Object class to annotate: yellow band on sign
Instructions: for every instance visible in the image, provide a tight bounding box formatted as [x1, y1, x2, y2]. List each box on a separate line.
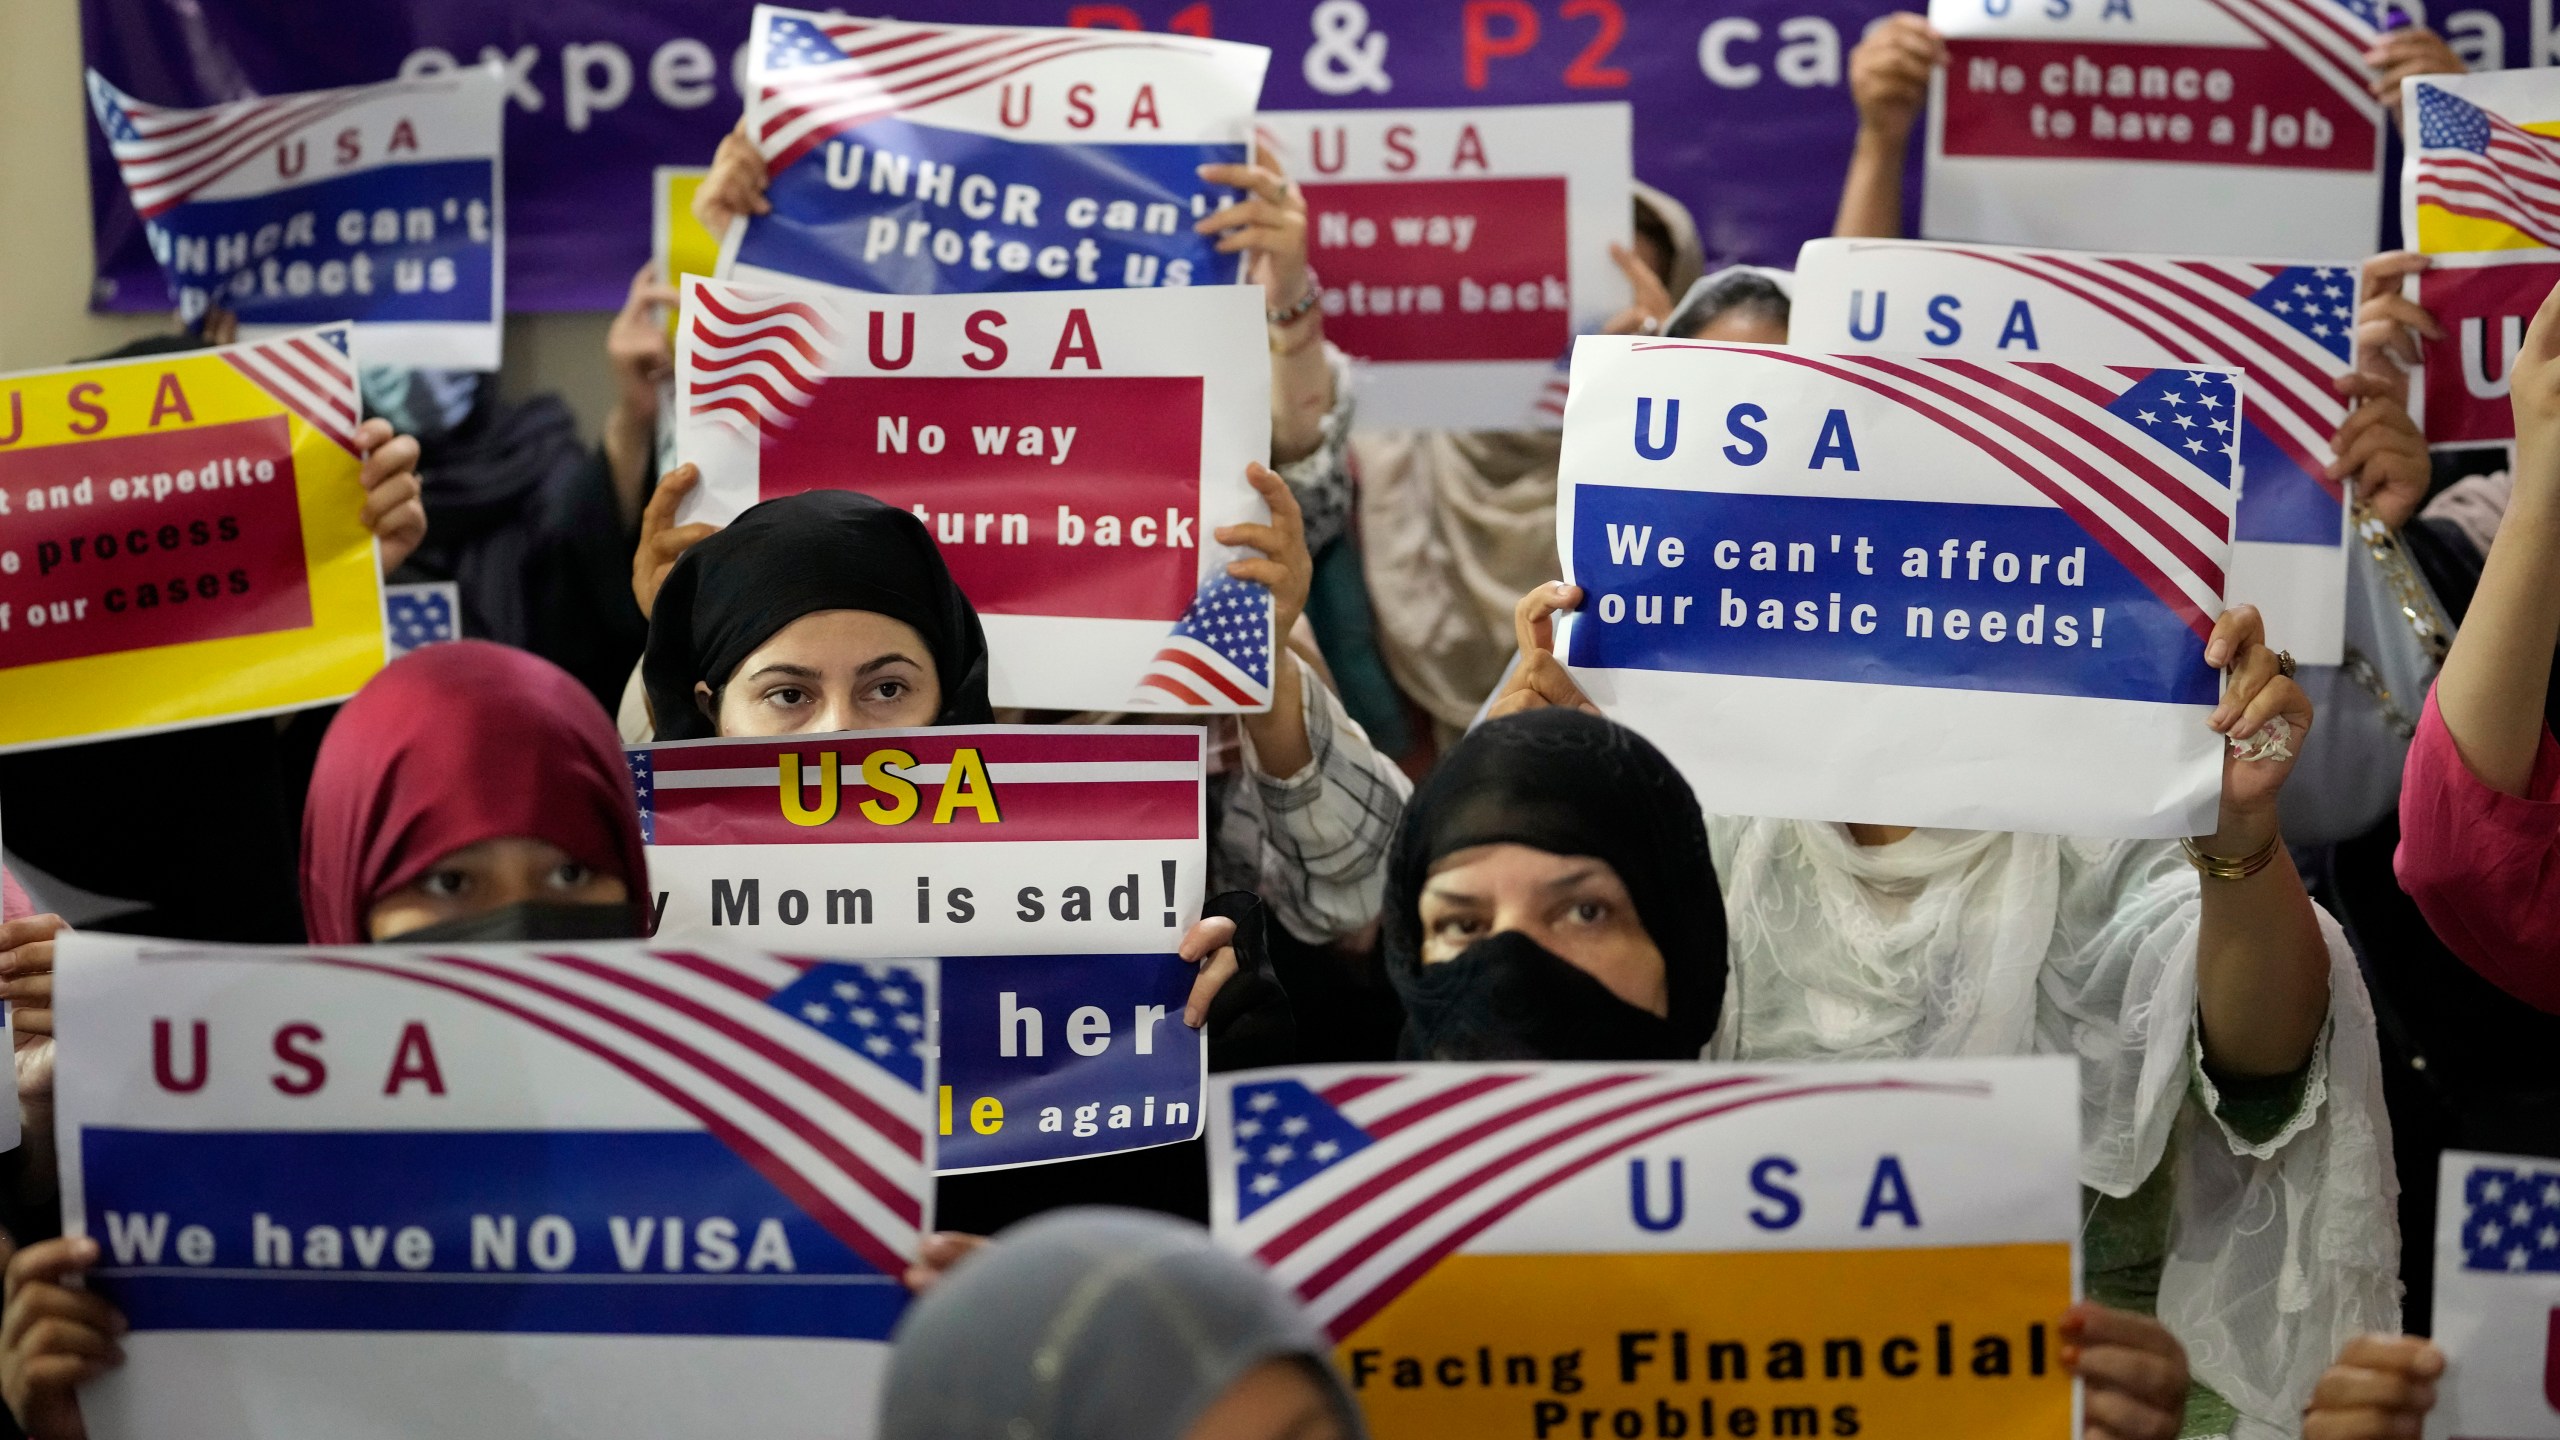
[1339, 1245, 2076, 1440]
[0, 329, 385, 751]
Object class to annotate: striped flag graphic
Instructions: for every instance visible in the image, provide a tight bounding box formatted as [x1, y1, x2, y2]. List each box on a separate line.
[222, 326, 362, 455]
[83, 71, 377, 221]
[1136, 574, 1274, 709]
[1221, 1068, 1988, 1340]
[1637, 343, 2239, 639]
[685, 284, 841, 435]
[631, 728, 1206, 847]
[747, 10, 1219, 172]
[2201, 0, 2381, 114]
[1885, 245, 2352, 502]
[2413, 83, 2560, 249]
[299, 946, 933, 1276]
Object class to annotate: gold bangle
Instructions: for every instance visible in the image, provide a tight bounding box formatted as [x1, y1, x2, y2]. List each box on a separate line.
[2180, 832, 2283, 881]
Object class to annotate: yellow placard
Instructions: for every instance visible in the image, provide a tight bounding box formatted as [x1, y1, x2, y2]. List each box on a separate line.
[1339, 1245, 2076, 1440]
[0, 331, 385, 751]
[656, 166, 719, 341]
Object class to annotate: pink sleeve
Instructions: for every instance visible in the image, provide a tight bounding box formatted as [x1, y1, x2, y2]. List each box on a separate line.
[2397, 686, 2560, 1013]
[0, 866, 28, 923]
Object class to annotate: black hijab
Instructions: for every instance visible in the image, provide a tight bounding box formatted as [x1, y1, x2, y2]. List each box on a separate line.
[643, 490, 993, 739]
[1384, 708, 1726, 1061]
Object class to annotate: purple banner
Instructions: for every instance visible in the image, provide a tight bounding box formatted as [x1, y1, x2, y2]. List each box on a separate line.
[78, 0, 2536, 318]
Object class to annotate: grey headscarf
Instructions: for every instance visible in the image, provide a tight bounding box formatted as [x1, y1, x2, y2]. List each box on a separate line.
[880, 1208, 1366, 1440]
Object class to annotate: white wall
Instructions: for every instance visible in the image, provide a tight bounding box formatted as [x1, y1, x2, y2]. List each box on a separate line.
[0, 1, 617, 434]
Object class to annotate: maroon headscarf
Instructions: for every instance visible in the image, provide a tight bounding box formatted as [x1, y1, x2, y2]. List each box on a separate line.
[300, 641, 649, 944]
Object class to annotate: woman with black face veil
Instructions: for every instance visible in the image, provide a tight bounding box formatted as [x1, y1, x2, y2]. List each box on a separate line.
[1383, 708, 1724, 1061]
[1369, 709, 2197, 1440]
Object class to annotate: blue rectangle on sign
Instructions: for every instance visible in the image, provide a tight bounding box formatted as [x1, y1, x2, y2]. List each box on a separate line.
[937, 951, 1202, 1171]
[144, 159, 497, 326]
[81, 1128, 903, 1339]
[740, 118, 1242, 294]
[1565, 485, 2217, 706]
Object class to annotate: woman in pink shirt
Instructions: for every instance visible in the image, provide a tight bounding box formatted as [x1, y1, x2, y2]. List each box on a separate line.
[2398, 280, 2560, 1012]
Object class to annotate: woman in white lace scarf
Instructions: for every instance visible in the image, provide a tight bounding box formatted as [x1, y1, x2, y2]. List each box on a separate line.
[1489, 585, 2397, 1440]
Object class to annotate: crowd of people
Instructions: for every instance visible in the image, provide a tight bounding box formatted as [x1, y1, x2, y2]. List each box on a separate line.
[2, 11, 2556, 1440]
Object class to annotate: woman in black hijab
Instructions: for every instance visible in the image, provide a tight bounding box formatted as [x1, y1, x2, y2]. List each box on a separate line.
[1384, 707, 1726, 1061]
[641, 490, 991, 738]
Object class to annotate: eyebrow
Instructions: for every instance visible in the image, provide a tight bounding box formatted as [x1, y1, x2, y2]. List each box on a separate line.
[1422, 864, 1604, 907]
[743, 663, 821, 683]
[855, 652, 922, 677]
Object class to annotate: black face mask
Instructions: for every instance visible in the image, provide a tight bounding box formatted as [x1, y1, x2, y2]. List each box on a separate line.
[1392, 930, 1697, 1062]
[388, 901, 641, 945]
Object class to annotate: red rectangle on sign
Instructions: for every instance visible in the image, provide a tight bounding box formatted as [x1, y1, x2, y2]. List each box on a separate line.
[758, 375, 1203, 622]
[1303, 175, 1572, 362]
[644, 730, 1203, 846]
[2420, 260, 2560, 447]
[1939, 40, 2376, 171]
[0, 416, 314, 669]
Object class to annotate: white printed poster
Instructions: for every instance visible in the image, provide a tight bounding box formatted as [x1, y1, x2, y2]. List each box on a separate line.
[55, 935, 935, 1440]
[1261, 103, 1633, 428]
[1922, 0, 2384, 259]
[674, 276, 1276, 713]
[2428, 1148, 2560, 1440]
[1210, 1057, 2081, 1440]
[635, 725, 1208, 1172]
[723, 7, 1268, 297]
[1793, 237, 2348, 664]
[86, 67, 506, 370]
[1557, 337, 2235, 837]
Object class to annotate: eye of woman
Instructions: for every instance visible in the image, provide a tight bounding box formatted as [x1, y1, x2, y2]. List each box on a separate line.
[546, 860, 595, 890]
[417, 869, 471, 899]
[764, 684, 811, 708]
[866, 676, 909, 703]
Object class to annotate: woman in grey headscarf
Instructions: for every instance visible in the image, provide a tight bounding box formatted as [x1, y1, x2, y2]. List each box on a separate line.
[882, 1209, 1365, 1440]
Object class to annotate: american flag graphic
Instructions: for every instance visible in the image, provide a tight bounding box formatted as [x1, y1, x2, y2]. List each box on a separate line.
[384, 582, 460, 658]
[685, 283, 841, 436]
[1895, 246, 2353, 503]
[747, 9, 1221, 172]
[2413, 83, 2560, 250]
[1644, 343, 2239, 639]
[303, 946, 933, 1276]
[2199, 0, 2382, 114]
[1136, 574, 1274, 708]
[223, 325, 363, 455]
[2457, 1161, 2560, 1274]
[1222, 1068, 1986, 1339]
[84, 71, 377, 220]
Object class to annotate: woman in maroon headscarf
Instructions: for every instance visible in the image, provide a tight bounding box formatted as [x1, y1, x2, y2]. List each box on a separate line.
[300, 639, 652, 945]
[0, 641, 653, 1439]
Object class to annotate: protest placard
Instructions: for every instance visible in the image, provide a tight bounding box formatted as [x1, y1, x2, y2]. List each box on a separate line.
[1556, 337, 2235, 837]
[2427, 1149, 2560, 1440]
[636, 725, 1206, 1172]
[720, 7, 1268, 298]
[1793, 237, 2347, 664]
[1259, 103, 1632, 429]
[2403, 71, 2560, 255]
[2408, 250, 2558, 451]
[55, 934, 933, 1440]
[85, 68, 505, 371]
[654, 166, 718, 344]
[1210, 1056, 2080, 1440]
[1922, 0, 2382, 259]
[0, 326, 386, 754]
[675, 275, 1275, 713]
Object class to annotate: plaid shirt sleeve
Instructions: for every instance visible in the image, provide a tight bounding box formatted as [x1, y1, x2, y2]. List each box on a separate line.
[1237, 652, 1413, 944]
